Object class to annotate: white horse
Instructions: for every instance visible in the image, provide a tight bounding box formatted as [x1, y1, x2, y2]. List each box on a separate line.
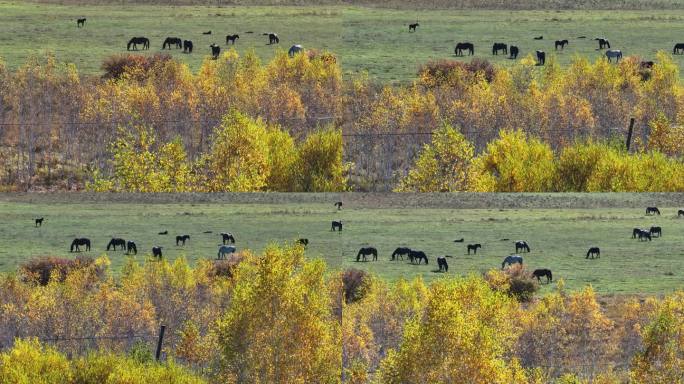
[288, 44, 304, 57]
[606, 49, 622, 63]
[218, 245, 236, 259]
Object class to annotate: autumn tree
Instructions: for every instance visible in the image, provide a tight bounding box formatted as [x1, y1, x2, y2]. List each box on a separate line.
[396, 122, 474, 192]
[216, 245, 341, 383]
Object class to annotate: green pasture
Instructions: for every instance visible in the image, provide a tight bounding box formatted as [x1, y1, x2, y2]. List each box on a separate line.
[3, 2, 684, 81]
[1, 193, 683, 294]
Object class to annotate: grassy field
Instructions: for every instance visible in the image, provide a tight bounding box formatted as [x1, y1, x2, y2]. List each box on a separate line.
[3, 3, 684, 82]
[1, 193, 683, 294]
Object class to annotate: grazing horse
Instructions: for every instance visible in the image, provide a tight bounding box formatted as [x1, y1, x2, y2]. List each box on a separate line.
[127, 37, 149, 51]
[509, 45, 519, 59]
[162, 37, 182, 49]
[106, 238, 126, 251]
[638, 230, 652, 242]
[595, 38, 610, 49]
[605, 50, 622, 63]
[334, 201, 343, 210]
[203, 31, 211, 35]
[288, 44, 304, 57]
[586, 247, 600, 259]
[674, 43, 684, 54]
[183, 40, 193, 53]
[356, 247, 378, 262]
[679, 209, 684, 217]
[502, 255, 523, 269]
[408, 23, 419, 32]
[492, 43, 507, 55]
[554, 39, 569, 50]
[467, 244, 482, 254]
[515, 241, 530, 253]
[126, 241, 137, 255]
[408, 250, 428, 265]
[70, 238, 91, 252]
[158, 230, 168, 235]
[650, 226, 662, 238]
[77, 18, 86, 27]
[646, 207, 661, 215]
[176, 234, 190, 246]
[226, 34, 239, 44]
[533, 35, 543, 40]
[391, 247, 411, 261]
[331, 221, 343, 231]
[297, 238, 309, 247]
[532, 269, 553, 283]
[536, 50, 546, 65]
[454, 42, 474, 56]
[218, 245, 236, 260]
[35, 217, 44, 227]
[152, 246, 163, 259]
[264, 33, 279, 44]
[210, 44, 220, 59]
[221, 232, 236, 244]
[437, 256, 448, 272]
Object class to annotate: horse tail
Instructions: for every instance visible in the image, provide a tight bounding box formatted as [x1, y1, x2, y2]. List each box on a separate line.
[548, 271, 553, 282]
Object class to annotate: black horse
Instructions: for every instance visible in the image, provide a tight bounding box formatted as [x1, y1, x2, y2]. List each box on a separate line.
[176, 234, 190, 246]
[509, 45, 519, 59]
[106, 238, 126, 251]
[679, 209, 684, 217]
[70, 238, 91, 252]
[334, 201, 343, 210]
[650, 226, 662, 238]
[264, 33, 279, 44]
[183, 40, 193, 53]
[595, 38, 610, 49]
[152, 246, 163, 259]
[638, 230, 652, 242]
[408, 250, 428, 265]
[515, 241, 530, 253]
[453, 238, 464, 243]
[210, 44, 220, 60]
[203, 31, 212, 35]
[437, 256, 448, 272]
[586, 247, 600, 259]
[297, 238, 309, 247]
[159, 230, 168, 235]
[391, 247, 411, 261]
[35, 217, 44, 227]
[357, 247, 378, 262]
[532, 269, 553, 283]
[554, 39, 569, 50]
[536, 50, 546, 66]
[646, 207, 661, 215]
[454, 42, 474, 56]
[632, 227, 643, 239]
[221, 232, 236, 244]
[492, 43, 507, 55]
[674, 43, 684, 54]
[127, 37, 149, 51]
[408, 23, 419, 32]
[331, 221, 343, 231]
[533, 35, 543, 40]
[226, 34, 239, 44]
[163, 37, 182, 49]
[126, 241, 137, 255]
[467, 244, 481, 254]
[77, 18, 86, 27]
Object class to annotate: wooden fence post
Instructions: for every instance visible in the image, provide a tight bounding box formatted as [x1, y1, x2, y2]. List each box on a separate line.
[625, 118, 635, 151]
[155, 325, 166, 361]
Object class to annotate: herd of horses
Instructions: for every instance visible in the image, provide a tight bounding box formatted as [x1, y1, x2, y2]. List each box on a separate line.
[38, 203, 684, 285]
[452, 37, 626, 66]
